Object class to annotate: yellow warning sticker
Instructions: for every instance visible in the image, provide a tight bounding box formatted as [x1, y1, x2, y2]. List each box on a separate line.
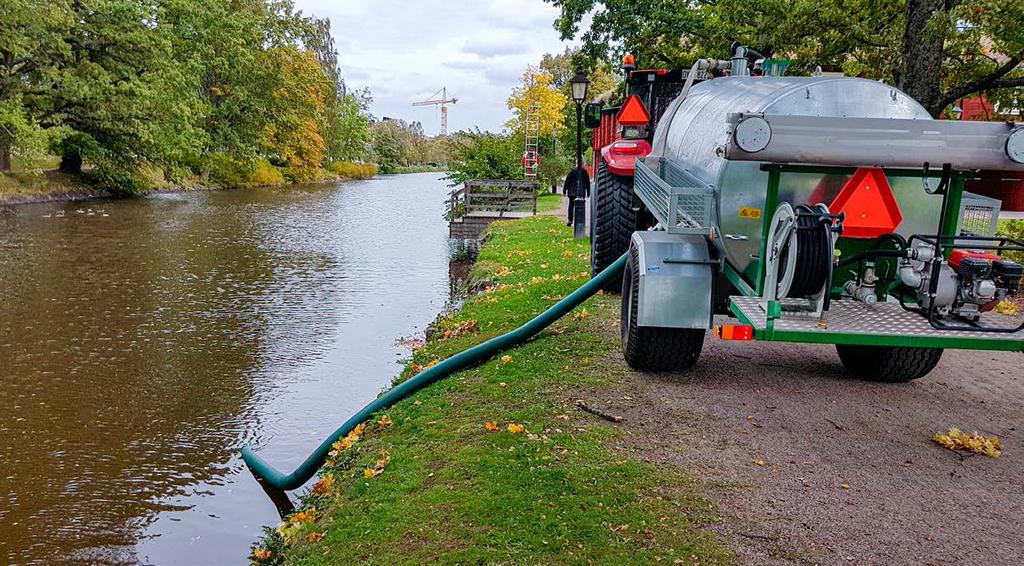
[738, 207, 762, 219]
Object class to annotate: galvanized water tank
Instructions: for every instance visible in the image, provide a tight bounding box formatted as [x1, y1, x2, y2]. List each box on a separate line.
[653, 76, 936, 277]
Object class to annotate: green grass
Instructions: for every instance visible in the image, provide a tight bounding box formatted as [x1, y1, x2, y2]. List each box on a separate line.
[536, 191, 564, 214]
[252, 216, 733, 566]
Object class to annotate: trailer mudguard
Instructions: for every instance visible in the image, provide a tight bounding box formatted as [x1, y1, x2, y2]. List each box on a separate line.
[631, 231, 714, 329]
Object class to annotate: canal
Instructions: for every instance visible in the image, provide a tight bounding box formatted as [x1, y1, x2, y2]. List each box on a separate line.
[0, 173, 455, 564]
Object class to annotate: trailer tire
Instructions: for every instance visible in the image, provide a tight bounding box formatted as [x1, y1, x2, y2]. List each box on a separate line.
[621, 246, 705, 371]
[591, 160, 635, 291]
[835, 344, 943, 382]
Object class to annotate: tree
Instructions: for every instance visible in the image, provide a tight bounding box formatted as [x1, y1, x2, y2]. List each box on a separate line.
[444, 129, 522, 186]
[0, 1, 71, 172]
[545, 0, 1024, 117]
[506, 67, 569, 136]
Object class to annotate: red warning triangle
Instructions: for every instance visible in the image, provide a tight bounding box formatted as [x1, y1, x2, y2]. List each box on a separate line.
[828, 168, 903, 239]
[616, 95, 651, 126]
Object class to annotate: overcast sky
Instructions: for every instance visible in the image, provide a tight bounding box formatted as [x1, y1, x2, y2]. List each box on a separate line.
[292, 0, 579, 136]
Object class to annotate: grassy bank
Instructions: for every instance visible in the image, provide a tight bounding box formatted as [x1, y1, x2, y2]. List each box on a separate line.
[0, 159, 380, 204]
[389, 164, 448, 174]
[251, 215, 733, 565]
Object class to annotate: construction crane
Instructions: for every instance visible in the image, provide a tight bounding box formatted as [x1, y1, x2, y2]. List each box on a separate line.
[412, 87, 458, 136]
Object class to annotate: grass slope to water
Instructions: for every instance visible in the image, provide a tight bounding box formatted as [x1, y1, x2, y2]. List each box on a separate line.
[252, 215, 733, 566]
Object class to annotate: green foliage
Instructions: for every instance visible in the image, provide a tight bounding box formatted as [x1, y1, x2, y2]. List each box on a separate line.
[370, 118, 448, 174]
[0, 0, 373, 190]
[207, 154, 284, 188]
[996, 220, 1024, 263]
[445, 130, 522, 187]
[327, 160, 378, 180]
[545, 0, 1024, 116]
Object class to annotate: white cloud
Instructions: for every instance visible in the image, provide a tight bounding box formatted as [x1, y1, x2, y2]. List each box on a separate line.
[293, 0, 574, 136]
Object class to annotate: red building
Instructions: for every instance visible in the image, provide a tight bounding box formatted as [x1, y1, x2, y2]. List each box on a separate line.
[956, 95, 1024, 211]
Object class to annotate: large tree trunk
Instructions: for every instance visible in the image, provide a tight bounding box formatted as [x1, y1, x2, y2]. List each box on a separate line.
[0, 140, 11, 173]
[59, 151, 83, 174]
[898, 0, 948, 117]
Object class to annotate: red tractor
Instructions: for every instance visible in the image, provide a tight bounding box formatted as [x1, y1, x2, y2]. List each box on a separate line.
[585, 54, 725, 285]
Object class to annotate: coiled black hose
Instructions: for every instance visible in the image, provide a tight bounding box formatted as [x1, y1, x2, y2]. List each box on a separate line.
[784, 204, 832, 298]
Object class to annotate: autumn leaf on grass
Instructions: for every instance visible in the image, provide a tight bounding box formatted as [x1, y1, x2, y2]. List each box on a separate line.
[934, 427, 1002, 457]
[289, 508, 316, 524]
[507, 423, 526, 434]
[364, 450, 392, 478]
[484, 421, 500, 431]
[562, 250, 574, 258]
[311, 474, 334, 497]
[377, 414, 394, 430]
[573, 308, 589, 321]
[253, 549, 273, 561]
[498, 266, 511, 277]
[499, 355, 512, 365]
[306, 532, 325, 543]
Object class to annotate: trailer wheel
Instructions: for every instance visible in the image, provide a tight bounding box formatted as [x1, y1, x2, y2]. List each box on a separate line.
[835, 344, 943, 382]
[590, 160, 635, 290]
[621, 246, 705, 371]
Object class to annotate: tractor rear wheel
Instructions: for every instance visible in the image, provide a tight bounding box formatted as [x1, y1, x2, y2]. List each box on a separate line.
[590, 160, 635, 290]
[621, 246, 705, 371]
[835, 344, 943, 382]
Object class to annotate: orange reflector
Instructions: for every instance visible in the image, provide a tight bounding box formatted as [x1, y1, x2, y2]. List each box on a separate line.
[715, 324, 754, 341]
[828, 168, 903, 239]
[616, 94, 651, 126]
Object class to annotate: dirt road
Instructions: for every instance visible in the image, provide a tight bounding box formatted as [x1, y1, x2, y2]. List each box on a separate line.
[583, 328, 1022, 565]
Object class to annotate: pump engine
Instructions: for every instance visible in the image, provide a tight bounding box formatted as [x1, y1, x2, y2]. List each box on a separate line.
[900, 245, 1022, 320]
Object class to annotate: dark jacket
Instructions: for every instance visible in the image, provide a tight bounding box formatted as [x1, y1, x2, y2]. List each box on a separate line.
[562, 167, 590, 199]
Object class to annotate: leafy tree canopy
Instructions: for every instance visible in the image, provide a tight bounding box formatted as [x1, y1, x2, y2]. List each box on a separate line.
[545, 0, 1024, 116]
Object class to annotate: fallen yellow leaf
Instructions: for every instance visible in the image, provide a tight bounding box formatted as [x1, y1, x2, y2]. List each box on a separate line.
[306, 532, 325, 542]
[752, 459, 766, 466]
[377, 414, 393, 429]
[484, 421, 499, 431]
[311, 474, 334, 497]
[994, 299, 1019, 316]
[934, 427, 1001, 457]
[507, 423, 525, 434]
[562, 250, 574, 258]
[500, 355, 512, 364]
[253, 549, 273, 561]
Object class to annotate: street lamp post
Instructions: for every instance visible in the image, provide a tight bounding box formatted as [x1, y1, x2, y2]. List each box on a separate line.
[569, 70, 590, 239]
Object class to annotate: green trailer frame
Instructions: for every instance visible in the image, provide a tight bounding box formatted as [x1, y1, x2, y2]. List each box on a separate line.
[721, 164, 1024, 352]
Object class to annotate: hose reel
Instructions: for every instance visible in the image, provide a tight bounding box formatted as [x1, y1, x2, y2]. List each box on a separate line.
[762, 203, 843, 317]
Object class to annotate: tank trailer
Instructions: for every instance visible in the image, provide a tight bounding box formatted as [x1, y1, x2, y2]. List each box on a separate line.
[589, 47, 1024, 381]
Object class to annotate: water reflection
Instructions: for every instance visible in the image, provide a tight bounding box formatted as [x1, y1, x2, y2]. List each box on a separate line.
[0, 174, 453, 564]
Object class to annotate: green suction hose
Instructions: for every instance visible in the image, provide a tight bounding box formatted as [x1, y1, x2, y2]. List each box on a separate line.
[241, 253, 628, 491]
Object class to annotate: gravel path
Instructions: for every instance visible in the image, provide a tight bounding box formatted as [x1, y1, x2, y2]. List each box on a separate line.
[582, 327, 1023, 565]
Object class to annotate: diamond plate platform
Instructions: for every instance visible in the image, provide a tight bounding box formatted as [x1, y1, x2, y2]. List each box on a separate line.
[729, 296, 1024, 350]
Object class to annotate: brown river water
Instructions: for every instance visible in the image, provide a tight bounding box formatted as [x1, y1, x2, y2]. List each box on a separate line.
[0, 174, 456, 565]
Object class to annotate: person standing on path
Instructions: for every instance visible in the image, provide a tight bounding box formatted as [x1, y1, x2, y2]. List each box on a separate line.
[563, 167, 590, 227]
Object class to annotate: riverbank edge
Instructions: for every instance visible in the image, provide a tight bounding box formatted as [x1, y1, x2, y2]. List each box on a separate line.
[0, 164, 406, 207]
[249, 215, 735, 565]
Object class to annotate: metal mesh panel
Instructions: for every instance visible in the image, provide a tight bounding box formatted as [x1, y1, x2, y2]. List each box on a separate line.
[635, 159, 715, 233]
[958, 191, 1001, 237]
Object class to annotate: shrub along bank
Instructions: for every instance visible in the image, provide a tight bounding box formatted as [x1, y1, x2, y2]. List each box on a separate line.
[250, 215, 733, 565]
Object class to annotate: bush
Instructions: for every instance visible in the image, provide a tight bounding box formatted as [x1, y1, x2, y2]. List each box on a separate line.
[208, 154, 285, 188]
[88, 165, 153, 196]
[328, 160, 378, 179]
[996, 219, 1024, 263]
[250, 160, 286, 185]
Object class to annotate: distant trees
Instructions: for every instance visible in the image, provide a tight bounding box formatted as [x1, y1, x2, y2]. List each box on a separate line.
[0, 0, 374, 190]
[370, 119, 448, 173]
